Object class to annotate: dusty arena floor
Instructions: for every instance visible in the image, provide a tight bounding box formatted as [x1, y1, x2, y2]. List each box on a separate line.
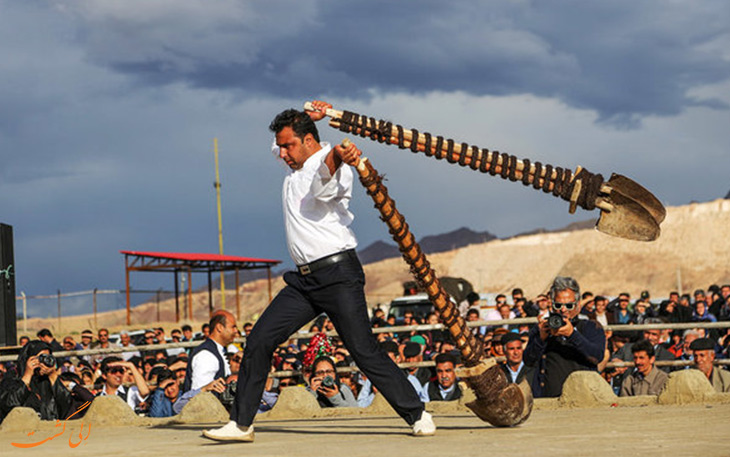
[2, 403, 729, 457]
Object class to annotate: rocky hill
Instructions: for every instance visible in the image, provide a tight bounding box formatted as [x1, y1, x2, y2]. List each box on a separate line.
[21, 199, 730, 334]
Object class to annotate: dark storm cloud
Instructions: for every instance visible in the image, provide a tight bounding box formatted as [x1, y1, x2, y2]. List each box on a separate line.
[59, 0, 730, 127]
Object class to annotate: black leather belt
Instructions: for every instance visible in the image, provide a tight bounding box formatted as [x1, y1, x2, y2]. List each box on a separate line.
[297, 249, 357, 275]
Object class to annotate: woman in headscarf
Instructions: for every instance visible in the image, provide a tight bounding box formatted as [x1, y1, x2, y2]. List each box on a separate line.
[0, 340, 73, 422]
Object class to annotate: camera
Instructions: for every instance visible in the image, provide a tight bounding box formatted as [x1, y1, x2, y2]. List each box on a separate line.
[321, 375, 335, 388]
[38, 353, 56, 368]
[547, 312, 566, 330]
[219, 381, 237, 410]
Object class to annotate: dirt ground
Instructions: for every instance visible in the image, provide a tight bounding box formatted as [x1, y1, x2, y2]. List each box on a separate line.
[2, 403, 729, 457]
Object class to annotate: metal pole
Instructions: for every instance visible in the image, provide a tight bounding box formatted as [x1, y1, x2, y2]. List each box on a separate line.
[235, 268, 240, 322]
[676, 266, 683, 297]
[174, 270, 180, 322]
[125, 255, 131, 326]
[213, 137, 226, 309]
[267, 266, 273, 303]
[156, 288, 161, 322]
[93, 288, 98, 328]
[187, 268, 193, 321]
[208, 269, 213, 317]
[21, 291, 26, 335]
[57, 289, 61, 333]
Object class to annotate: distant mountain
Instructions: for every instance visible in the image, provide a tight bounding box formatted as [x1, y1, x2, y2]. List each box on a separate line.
[357, 227, 498, 265]
[726, 189, 730, 199]
[511, 218, 597, 239]
[358, 240, 401, 265]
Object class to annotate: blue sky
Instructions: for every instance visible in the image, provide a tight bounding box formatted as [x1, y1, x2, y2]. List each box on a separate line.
[1, 1, 729, 316]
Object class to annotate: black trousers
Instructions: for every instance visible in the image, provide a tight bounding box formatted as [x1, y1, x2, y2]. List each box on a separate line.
[230, 254, 424, 427]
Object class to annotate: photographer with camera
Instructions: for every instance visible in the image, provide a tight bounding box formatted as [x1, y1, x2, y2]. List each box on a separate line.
[524, 277, 606, 398]
[306, 356, 357, 408]
[0, 340, 75, 422]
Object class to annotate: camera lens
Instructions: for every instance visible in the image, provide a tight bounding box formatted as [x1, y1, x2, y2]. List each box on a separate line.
[38, 353, 56, 368]
[321, 375, 335, 388]
[547, 313, 565, 330]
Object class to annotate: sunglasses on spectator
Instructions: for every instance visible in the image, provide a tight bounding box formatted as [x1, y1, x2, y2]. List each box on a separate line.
[552, 301, 577, 311]
[231, 356, 242, 363]
[314, 369, 335, 377]
[108, 367, 125, 375]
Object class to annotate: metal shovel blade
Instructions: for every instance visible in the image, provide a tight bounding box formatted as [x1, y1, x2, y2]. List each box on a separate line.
[605, 173, 666, 224]
[595, 174, 663, 241]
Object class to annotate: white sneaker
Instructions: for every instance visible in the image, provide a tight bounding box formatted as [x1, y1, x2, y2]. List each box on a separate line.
[202, 421, 255, 442]
[412, 411, 436, 437]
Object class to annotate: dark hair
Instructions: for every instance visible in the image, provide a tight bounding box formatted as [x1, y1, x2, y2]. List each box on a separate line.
[269, 109, 320, 143]
[379, 340, 399, 355]
[201, 323, 210, 331]
[156, 368, 176, 386]
[632, 339, 655, 358]
[60, 371, 82, 384]
[511, 288, 523, 296]
[466, 308, 480, 318]
[434, 352, 458, 366]
[209, 313, 228, 333]
[17, 340, 52, 376]
[181, 324, 192, 332]
[100, 356, 123, 374]
[466, 291, 480, 303]
[36, 328, 53, 338]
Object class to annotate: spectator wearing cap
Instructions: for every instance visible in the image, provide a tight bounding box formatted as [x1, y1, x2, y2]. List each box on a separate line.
[500, 332, 533, 384]
[619, 339, 669, 397]
[690, 338, 730, 393]
[425, 353, 462, 401]
[404, 340, 431, 386]
[403, 341, 429, 403]
[36, 328, 64, 353]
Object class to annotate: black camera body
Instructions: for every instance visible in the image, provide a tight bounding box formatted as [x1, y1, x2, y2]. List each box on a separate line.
[547, 312, 566, 330]
[321, 375, 335, 388]
[38, 353, 56, 368]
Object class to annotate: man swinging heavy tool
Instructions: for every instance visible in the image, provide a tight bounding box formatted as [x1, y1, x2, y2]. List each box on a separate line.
[202, 101, 435, 442]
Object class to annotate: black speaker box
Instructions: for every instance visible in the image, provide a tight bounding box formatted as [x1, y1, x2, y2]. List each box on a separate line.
[0, 223, 17, 347]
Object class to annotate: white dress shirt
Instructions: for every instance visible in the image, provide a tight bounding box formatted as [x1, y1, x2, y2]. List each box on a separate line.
[281, 142, 357, 265]
[190, 339, 231, 390]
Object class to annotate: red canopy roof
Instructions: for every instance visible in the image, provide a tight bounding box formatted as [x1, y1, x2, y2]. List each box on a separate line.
[120, 250, 280, 264]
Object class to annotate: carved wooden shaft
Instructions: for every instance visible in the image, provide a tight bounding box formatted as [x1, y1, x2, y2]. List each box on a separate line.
[353, 156, 484, 366]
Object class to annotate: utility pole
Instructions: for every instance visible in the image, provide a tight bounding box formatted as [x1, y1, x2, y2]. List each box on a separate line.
[214, 138, 226, 309]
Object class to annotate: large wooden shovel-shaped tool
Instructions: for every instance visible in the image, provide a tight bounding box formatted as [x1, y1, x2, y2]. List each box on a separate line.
[306, 103, 665, 242]
[342, 138, 532, 427]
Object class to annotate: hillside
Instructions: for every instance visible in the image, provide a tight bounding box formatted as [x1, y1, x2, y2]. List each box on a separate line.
[20, 199, 730, 334]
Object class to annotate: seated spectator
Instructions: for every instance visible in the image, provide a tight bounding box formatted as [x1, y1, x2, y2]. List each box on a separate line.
[335, 361, 358, 397]
[305, 356, 357, 408]
[58, 371, 95, 418]
[0, 340, 74, 422]
[619, 339, 668, 397]
[425, 353, 462, 401]
[402, 341, 430, 400]
[690, 337, 730, 393]
[118, 330, 141, 361]
[181, 324, 194, 342]
[500, 332, 534, 384]
[693, 301, 717, 323]
[36, 328, 64, 352]
[62, 336, 84, 352]
[89, 328, 113, 367]
[612, 293, 633, 324]
[96, 356, 150, 412]
[148, 368, 227, 418]
[466, 308, 484, 336]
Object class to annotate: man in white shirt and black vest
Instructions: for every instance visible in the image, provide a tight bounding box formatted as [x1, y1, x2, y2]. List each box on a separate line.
[183, 310, 237, 396]
[204, 102, 434, 443]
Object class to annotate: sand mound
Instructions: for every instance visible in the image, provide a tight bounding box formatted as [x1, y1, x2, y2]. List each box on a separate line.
[265, 386, 322, 419]
[0, 407, 40, 432]
[559, 371, 617, 408]
[176, 392, 229, 424]
[83, 395, 140, 426]
[657, 369, 715, 405]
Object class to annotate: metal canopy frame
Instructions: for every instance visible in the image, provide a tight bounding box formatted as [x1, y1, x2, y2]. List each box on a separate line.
[120, 250, 281, 325]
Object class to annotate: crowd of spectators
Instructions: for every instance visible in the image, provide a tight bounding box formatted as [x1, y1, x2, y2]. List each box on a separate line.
[1, 282, 729, 423]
